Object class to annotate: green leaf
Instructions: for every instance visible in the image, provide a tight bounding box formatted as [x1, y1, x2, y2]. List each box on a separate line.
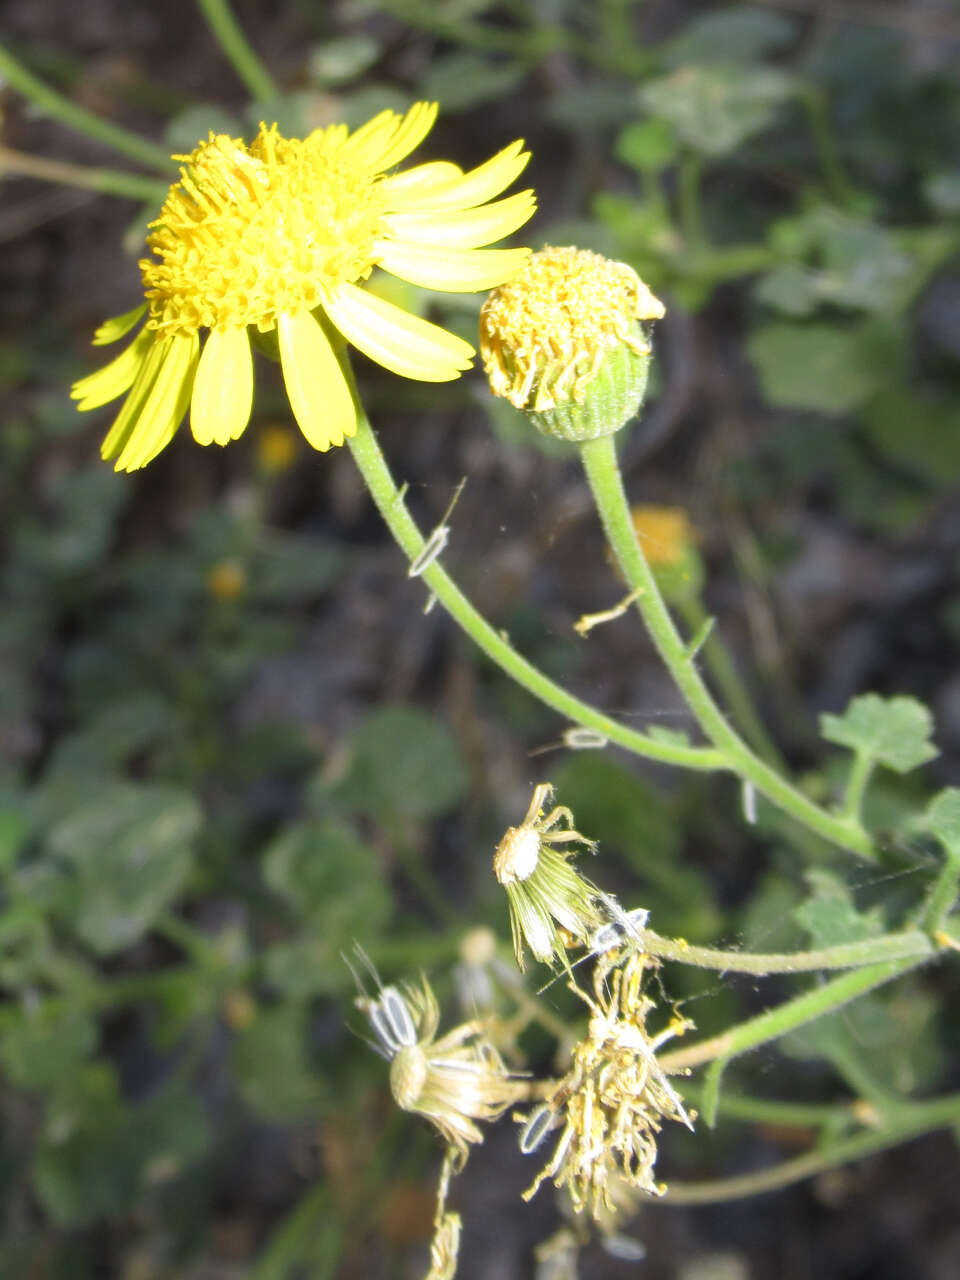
[309, 34, 381, 86]
[230, 1004, 322, 1121]
[419, 53, 526, 112]
[661, 5, 796, 66]
[262, 935, 355, 1000]
[923, 789, 960, 857]
[0, 1005, 96, 1090]
[863, 387, 960, 486]
[820, 694, 938, 773]
[33, 1071, 210, 1226]
[47, 695, 182, 777]
[262, 819, 391, 932]
[781, 984, 943, 1097]
[747, 321, 901, 414]
[924, 172, 960, 216]
[793, 869, 884, 947]
[47, 782, 201, 954]
[615, 118, 678, 172]
[318, 707, 468, 821]
[164, 104, 244, 151]
[639, 65, 795, 156]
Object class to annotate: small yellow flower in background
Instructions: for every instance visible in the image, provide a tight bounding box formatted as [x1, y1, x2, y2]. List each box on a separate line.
[355, 966, 527, 1169]
[629, 505, 694, 568]
[517, 950, 694, 1220]
[625, 504, 704, 601]
[493, 782, 603, 971]
[479, 246, 664, 442]
[72, 102, 535, 471]
[255, 423, 299, 475]
[206, 557, 247, 601]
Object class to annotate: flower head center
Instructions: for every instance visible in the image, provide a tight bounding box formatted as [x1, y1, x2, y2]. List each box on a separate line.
[141, 125, 386, 337]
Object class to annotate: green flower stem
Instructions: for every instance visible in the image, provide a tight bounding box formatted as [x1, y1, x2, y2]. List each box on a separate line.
[0, 144, 169, 202]
[579, 433, 876, 860]
[660, 1090, 960, 1204]
[344, 397, 726, 772]
[799, 85, 859, 212]
[0, 41, 173, 173]
[196, 0, 278, 102]
[677, 150, 706, 251]
[922, 848, 960, 932]
[675, 593, 784, 768]
[841, 750, 875, 823]
[659, 952, 933, 1128]
[644, 928, 933, 975]
[680, 1084, 853, 1129]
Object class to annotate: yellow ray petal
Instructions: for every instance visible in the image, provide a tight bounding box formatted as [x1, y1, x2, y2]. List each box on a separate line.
[100, 337, 168, 461]
[339, 108, 400, 162]
[324, 282, 474, 382]
[93, 303, 148, 345]
[390, 140, 530, 212]
[380, 161, 463, 207]
[383, 189, 536, 250]
[366, 101, 438, 172]
[190, 326, 254, 446]
[115, 332, 199, 472]
[72, 327, 154, 410]
[277, 309, 356, 451]
[376, 240, 531, 292]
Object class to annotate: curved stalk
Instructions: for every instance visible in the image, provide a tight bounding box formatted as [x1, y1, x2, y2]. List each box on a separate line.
[579, 433, 876, 860]
[345, 392, 727, 772]
[0, 144, 169, 202]
[0, 42, 172, 173]
[644, 928, 933, 975]
[661, 1090, 960, 1204]
[196, 0, 278, 102]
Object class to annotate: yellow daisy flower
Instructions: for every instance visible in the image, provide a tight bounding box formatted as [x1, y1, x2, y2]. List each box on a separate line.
[72, 102, 535, 471]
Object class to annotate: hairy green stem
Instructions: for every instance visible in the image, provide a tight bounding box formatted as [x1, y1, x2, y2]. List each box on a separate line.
[579, 433, 876, 859]
[800, 85, 859, 211]
[922, 849, 960, 932]
[0, 144, 169, 202]
[679, 1084, 853, 1128]
[841, 750, 875, 823]
[0, 42, 173, 172]
[661, 1090, 960, 1203]
[644, 928, 933, 975]
[196, 0, 278, 102]
[676, 593, 784, 767]
[677, 150, 706, 251]
[344, 394, 726, 772]
[661, 953, 931, 1074]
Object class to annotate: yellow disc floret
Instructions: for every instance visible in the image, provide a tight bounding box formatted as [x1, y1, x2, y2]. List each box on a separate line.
[144, 126, 386, 336]
[480, 246, 664, 412]
[480, 246, 664, 441]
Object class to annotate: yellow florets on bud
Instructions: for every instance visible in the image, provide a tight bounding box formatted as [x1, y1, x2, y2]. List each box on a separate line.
[479, 246, 665, 442]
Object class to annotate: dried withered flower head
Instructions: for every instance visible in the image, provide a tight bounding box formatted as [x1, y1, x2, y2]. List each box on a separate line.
[355, 958, 527, 1169]
[517, 950, 694, 1220]
[493, 782, 603, 971]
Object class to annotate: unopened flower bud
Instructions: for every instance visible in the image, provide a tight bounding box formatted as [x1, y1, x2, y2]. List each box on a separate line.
[479, 246, 664, 443]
